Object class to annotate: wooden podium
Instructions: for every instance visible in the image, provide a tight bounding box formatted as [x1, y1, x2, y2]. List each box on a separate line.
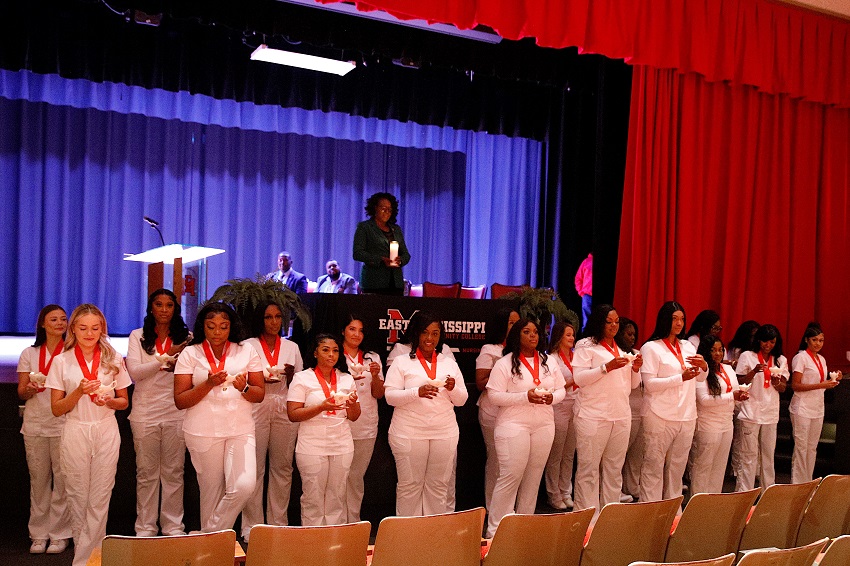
[123, 244, 225, 304]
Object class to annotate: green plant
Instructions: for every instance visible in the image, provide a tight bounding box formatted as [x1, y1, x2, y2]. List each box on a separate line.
[207, 275, 311, 332]
[499, 287, 579, 331]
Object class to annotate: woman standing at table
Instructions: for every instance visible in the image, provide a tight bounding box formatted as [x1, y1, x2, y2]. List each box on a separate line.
[639, 301, 708, 503]
[486, 318, 565, 537]
[47, 304, 131, 566]
[544, 320, 579, 510]
[790, 323, 841, 484]
[288, 334, 360, 525]
[340, 314, 384, 523]
[174, 302, 265, 532]
[572, 305, 642, 513]
[241, 300, 303, 540]
[691, 335, 748, 494]
[126, 289, 191, 537]
[735, 324, 787, 491]
[353, 192, 411, 296]
[385, 311, 468, 516]
[17, 305, 71, 554]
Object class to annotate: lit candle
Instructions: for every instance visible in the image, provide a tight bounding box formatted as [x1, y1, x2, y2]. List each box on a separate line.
[389, 241, 399, 262]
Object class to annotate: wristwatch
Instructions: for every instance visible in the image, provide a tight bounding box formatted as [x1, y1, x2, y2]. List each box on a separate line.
[242, 383, 250, 394]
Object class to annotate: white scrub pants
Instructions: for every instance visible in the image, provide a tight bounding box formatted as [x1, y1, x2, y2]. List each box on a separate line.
[622, 413, 644, 498]
[791, 414, 822, 484]
[486, 423, 555, 538]
[130, 420, 186, 536]
[346, 437, 376, 523]
[241, 398, 299, 537]
[478, 406, 499, 510]
[639, 412, 696, 503]
[296, 452, 354, 526]
[23, 434, 72, 542]
[389, 434, 457, 517]
[690, 428, 733, 494]
[61, 418, 120, 566]
[545, 400, 576, 504]
[735, 420, 777, 492]
[573, 417, 630, 513]
[185, 433, 256, 533]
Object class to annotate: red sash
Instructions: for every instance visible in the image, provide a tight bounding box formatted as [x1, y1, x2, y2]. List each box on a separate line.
[806, 350, 825, 382]
[260, 336, 281, 367]
[155, 336, 173, 356]
[417, 349, 438, 380]
[717, 366, 732, 393]
[202, 341, 229, 373]
[315, 366, 338, 415]
[74, 344, 101, 401]
[662, 339, 686, 371]
[345, 349, 364, 366]
[559, 350, 577, 391]
[37, 340, 64, 391]
[758, 352, 773, 388]
[520, 352, 541, 386]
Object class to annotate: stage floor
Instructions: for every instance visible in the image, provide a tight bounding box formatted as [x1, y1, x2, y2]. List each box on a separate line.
[0, 336, 130, 384]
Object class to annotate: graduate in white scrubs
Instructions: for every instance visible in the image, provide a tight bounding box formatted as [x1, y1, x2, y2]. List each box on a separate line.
[17, 305, 71, 555]
[174, 302, 265, 532]
[47, 304, 131, 566]
[616, 317, 643, 502]
[126, 289, 191, 537]
[240, 300, 303, 540]
[790, 323, 841, 484]
[287, 334, 360, 526]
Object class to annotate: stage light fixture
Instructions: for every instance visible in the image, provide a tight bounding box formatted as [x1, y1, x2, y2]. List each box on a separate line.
[250, 44, 356, 76]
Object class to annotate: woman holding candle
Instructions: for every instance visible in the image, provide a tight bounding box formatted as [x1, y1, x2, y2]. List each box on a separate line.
[639, 301, 708, 503]
[475, 307, 520, 510]
[126, 289, 191, 538]
[486, 318, 565, 537]
[17, 305, 71, 554]
[735, 324, 787, 491]
[287, 334, 360, 526]
[46, 304, 131, 566]
[174, 302, 265, 532]
[241, 300, 303, 539]
[544, 320, 579, 510]
[789, 323, 841, 484]
[352, 192, 411, 296]
[385, 311, 468, 516]
[572, 305, 642, 513]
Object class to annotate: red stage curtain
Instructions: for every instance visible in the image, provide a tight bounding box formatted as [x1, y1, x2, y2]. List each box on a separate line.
[615, 65, 850, 363]
[323, 0, 850, 108]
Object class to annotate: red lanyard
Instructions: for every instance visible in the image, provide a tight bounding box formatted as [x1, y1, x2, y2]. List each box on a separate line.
[417, 349, 438, 380]
[260, 336, 281, 366]
[155, 336, 173, 356]
[600, 340, 620, 359]
[758, 352, 773, 388]
[519, 352, 541, 386]
[202, 341, 229, 373]
[315, 366, 338, 415]
[345, 349, 364, 366]
[662, 339, 686, 371]
[39, 340, 64, 375]
[74, 344, 101, 400]
[559, 349, 577, 390]
[717, 366, 732, 393]
[806, 350, 825, 382]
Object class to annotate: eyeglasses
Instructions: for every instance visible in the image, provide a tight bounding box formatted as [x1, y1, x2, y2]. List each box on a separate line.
[377, 206, 392, 212]
[710, 323, 723, 332]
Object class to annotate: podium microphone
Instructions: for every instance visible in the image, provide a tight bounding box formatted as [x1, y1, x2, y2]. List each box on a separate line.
[143, 216, 165, 246]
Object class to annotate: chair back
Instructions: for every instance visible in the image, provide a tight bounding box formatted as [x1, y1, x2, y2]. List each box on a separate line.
[581, 496, 683, 566]
[739, 479, 820, 552]
[490, 283, 525, 299]
[459, 285, 486, 299]
[796, 475, 850, 546]
[483, 508, 593, 566]
[818, 535, 850, 566]
[422, 281, 461, 298]
[736, 538, 828, 566]
[665, 489, 760, 562]
[100, 530, 236, 566]
[245, 522, 371, 566]
[370, 508, 486, 566]
[629, 554, 736, 566]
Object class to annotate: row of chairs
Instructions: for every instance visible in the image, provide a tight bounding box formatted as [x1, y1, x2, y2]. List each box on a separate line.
[409, 282, 526, 299]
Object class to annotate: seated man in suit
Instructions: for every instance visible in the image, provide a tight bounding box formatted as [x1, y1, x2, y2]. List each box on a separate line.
[267, 251, 308, 293]
[316, 259, 359, 294]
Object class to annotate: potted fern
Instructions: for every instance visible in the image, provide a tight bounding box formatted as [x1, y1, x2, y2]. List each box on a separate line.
[207, 275, 311, 332]
[499, 287, 579, 335]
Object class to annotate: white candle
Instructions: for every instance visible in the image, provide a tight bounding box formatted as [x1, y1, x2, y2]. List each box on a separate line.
[389, 241, 399, 262]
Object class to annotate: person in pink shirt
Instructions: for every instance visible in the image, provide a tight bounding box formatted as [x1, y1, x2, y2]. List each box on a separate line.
[574, 253, 593, 330]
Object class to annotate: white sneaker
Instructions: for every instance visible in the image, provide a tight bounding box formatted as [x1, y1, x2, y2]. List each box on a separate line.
[46, 539, 68, 554]
[29, 540, 47, 554]
[619, 492, 635, 503]
[548, 497, 568, 510]
[563, 495, 574, 509]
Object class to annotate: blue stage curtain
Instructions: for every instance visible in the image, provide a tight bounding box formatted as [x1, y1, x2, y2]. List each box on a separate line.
[0, 69, 542, 333]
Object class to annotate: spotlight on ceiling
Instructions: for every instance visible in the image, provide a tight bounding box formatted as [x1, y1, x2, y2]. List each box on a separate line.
[250, 44, 356, 76]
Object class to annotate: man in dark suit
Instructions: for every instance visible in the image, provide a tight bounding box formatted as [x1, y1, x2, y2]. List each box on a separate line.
[267, 251, 308, 293]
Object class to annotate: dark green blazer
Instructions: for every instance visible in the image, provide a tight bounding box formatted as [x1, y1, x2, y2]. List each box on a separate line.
[352, 219, 411, 290]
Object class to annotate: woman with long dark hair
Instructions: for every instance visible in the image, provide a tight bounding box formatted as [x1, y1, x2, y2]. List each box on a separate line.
[691, 335, 748, 494]
[685, 310, 722, 349]
[572, 305, 642, 513]
[486, 318, 565, 537]
[544, 320, 579, 510]
[735, 323, 787, 491]
[353, 192, 411, 295]
[126, 289, 191, 537]
[17, 305, 71, 554]
[639, 301, 708, 503]
[616, 317, 643, 502]
[725, 320, 760, 368]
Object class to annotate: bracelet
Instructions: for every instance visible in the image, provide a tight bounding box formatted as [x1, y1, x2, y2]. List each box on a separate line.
[242, 383, 250, 394]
